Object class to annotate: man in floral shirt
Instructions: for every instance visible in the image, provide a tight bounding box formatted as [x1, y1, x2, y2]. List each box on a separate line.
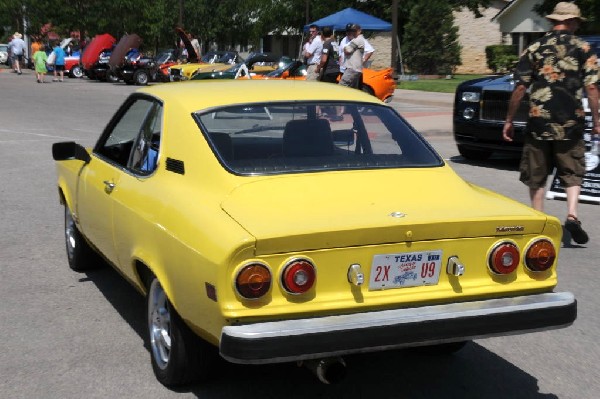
[503, 2, 599, 245]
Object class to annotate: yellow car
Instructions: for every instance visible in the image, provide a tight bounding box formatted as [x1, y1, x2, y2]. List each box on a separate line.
[169, 50, 241, 81]
[52, 80, 576, 387]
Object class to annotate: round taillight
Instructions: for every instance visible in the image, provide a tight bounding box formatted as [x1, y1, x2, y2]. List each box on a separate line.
[525, 239, 556, 272]
[235, 263, 271, 299]
[281, 259, 316, 294]
[489, 242, 520, 274]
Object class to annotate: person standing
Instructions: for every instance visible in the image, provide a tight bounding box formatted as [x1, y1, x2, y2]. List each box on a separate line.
[339, 24, 365, 89]
[51, 40, 67, 82]
[316, 26, 340, 83]
[190, 33, 201, 60]
[32, 47, 48, 83]
[502, 2, 599, 245]
[303, 24, 322, 81]
[338, 24, 375, 74]
[8, 32, 26, 75]
[30, 37, 42, 58]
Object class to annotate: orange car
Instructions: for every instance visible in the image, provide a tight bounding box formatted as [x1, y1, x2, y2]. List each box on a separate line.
[248, 60, 395, 102]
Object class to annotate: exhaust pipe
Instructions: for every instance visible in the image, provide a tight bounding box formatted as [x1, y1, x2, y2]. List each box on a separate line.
[301, 357, 347, 384]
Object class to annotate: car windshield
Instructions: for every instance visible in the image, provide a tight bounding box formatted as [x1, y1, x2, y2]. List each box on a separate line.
[155, 50, 173, 64]
[201, 51, 238, 64]
[195, 102, 443, 175]
[0, 44, 7, 52]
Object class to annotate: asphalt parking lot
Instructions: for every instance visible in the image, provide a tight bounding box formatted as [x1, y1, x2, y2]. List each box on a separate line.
[1, 67, 599, 398]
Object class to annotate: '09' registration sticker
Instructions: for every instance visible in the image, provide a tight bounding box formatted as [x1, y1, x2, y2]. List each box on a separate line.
[368, 250, 443, 290]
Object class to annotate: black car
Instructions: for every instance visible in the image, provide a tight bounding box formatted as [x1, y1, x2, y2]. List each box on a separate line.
[86, 49, 118, 82]
[453, 74, 529, 160]
[453, 35, 600, 161]
[117, 49, 176, 85]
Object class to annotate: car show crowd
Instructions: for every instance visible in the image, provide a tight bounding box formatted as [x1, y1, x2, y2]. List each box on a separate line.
[3, 22, 380, 92]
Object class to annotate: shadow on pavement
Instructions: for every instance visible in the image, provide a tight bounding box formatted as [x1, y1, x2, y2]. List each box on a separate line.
[81, 264, 558, 398]
[449, 154, 520, 172]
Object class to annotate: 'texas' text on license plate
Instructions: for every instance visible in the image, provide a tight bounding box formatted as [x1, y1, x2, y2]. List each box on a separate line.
[369, 250, 443, 290]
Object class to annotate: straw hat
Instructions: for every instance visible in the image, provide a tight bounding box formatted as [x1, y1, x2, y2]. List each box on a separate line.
[14, 32, 22, 38]
[546, 2, 586, 21]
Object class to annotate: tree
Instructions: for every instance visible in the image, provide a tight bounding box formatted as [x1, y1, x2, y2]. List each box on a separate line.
[402, 0, 462, 74]
[533, 0, 600, 34]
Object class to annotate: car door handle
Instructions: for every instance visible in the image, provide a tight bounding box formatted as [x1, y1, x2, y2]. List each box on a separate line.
[103, 180, 116, 194]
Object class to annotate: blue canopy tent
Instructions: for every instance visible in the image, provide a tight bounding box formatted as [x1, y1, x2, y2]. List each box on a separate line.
[303, 7, 392, 32]
[301, 8, 400, 72]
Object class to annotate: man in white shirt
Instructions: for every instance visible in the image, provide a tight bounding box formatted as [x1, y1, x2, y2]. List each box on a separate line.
[8, 32, 26, 75]
[338, 23, 374, 73]
[303, 24, 323, 81]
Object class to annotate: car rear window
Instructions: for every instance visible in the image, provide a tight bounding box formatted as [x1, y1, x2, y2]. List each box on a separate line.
[195, 101, 443, 175]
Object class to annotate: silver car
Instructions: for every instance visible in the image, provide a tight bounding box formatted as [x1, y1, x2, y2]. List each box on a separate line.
[0, 44, 8, 65]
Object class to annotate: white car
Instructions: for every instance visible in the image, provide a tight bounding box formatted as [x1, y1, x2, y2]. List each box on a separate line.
[0, 44, 8, 65]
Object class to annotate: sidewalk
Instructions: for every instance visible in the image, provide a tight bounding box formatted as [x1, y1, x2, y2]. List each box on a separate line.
[391, 88, 454, 108]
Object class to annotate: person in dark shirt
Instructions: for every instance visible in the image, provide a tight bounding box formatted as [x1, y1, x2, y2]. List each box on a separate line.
[317, 26, 340, 83]
[503, 2, 599, 245]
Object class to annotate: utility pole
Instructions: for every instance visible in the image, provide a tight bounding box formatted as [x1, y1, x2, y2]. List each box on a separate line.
[178, 0, 184, 28]
[392, 0, 398, 76]
[305, 0, 310, 24]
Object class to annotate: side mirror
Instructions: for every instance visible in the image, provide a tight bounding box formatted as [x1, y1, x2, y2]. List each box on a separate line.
[52, 141, 91, 163]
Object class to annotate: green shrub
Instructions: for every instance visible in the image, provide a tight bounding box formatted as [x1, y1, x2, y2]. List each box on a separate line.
[485, 45, 518, 73]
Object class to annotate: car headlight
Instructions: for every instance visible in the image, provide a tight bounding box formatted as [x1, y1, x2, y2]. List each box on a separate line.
[463, 107, 476, 120]
[461, 91, 480, 102]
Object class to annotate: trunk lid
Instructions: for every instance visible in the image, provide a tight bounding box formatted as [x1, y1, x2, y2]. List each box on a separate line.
[221, 167, 547, 255]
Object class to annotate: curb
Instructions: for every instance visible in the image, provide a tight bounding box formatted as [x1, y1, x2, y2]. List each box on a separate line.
[391, 88, 454, 108]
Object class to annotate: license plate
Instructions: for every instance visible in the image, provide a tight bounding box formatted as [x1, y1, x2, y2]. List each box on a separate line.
[369, 250, 443, 290]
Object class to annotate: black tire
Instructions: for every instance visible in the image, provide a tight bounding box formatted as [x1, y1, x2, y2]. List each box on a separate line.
[134, 70, 149, 85]
[457, 144, 493, 161]
[64, 205, 100, 271]
[361, 84, 375, 97]
[147, 277, 216, 387]
[106, 70, 119, 83]
[70, 65, 83, 78]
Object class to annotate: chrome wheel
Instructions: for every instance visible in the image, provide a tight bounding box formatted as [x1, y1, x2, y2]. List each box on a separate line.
[71, 65, 83, 78]
[64, 207, 77, 262]
[148, 279, 172, 370]
[134, 70, 149, 85]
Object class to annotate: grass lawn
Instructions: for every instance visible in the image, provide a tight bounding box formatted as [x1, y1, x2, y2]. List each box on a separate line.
[396, 74, 489, 93]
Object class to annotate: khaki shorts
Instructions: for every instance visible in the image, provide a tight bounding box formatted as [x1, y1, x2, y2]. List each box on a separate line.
[519, 136, 585, 189]
[306, 64, 319, 81]
[339, 69, 362, 89]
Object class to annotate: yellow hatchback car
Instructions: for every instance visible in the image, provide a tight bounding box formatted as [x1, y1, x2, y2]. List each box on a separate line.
[52, 80, 576, 387]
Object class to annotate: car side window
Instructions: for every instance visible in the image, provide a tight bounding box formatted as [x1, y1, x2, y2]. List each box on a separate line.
[129, 103, 163, 174]
[96, 98, 158, 170]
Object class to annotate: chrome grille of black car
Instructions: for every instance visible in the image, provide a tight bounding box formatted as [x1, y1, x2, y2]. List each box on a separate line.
[480, 90, 529, 123]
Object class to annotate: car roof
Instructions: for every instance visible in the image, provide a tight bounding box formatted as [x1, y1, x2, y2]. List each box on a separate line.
[137, 80, 382, 112]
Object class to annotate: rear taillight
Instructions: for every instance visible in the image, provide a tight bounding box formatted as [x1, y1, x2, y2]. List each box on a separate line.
[235, 263, 271, 299]
[281, 259, 316, 294]
[488, 241, 520, 274]
[525, 239, 556, 272]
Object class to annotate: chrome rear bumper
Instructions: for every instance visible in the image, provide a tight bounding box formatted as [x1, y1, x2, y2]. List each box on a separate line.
[220, 292, 576, 364]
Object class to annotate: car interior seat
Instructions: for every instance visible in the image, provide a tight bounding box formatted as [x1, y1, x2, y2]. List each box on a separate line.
[283, 119, 334, 157]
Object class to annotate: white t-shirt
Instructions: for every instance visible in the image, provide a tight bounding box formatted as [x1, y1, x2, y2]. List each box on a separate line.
[306, 35, 323, 65]
[339, 35, 374, 72]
